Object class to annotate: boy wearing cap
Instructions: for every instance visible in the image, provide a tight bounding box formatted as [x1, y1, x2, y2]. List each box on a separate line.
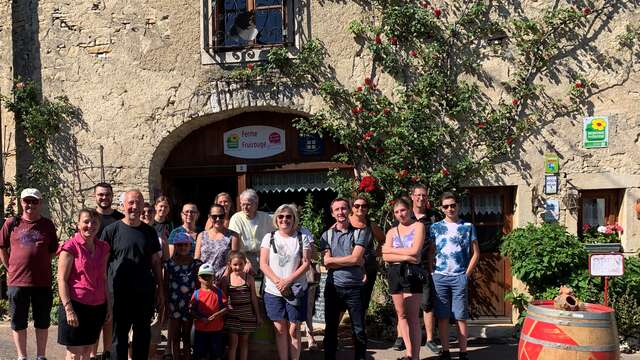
[190, 263, 228, 360]
[0, 188, 58, 360]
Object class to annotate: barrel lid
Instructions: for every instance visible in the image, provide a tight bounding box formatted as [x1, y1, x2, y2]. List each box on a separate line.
[528, 300, 614, 319]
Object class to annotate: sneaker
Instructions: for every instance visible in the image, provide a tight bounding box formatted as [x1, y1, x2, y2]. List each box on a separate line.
[393, 337, 406, 351]
[459, 352, 469, 360]
[438, 351, 451, 360]
[425, 340, 440, 354]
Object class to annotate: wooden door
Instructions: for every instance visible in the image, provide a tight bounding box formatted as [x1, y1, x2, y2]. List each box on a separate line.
[460, 187, 515, 319]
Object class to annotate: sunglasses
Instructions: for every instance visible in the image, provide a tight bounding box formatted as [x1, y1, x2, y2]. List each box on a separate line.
[22, 199, 40, 205]
[210, 214, 225, 220]
[182, 211, 198, 215]
[442, 203, 457, 210]
[353, 203, 368, 209]
[277, 214, 293, 220]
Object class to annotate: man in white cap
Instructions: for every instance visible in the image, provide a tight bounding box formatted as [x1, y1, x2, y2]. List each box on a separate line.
[0, 188, 58, 360]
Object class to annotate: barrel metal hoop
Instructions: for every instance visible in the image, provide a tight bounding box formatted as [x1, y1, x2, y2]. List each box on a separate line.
[527, 305, 613, 320]
[519, 334, 619, 352]
[526, 313, 612, 328]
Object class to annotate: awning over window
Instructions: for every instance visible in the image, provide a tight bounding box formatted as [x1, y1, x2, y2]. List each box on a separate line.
[252, 171, 332, 193]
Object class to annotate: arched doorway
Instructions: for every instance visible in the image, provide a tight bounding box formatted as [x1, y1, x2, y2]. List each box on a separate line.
[161, 110, 347, 226]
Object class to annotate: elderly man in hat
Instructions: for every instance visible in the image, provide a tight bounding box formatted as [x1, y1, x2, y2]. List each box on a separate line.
[0, 188, 59, 360]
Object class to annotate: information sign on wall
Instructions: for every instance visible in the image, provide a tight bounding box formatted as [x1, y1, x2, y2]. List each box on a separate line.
[544, 153, 560, 174]
[223, 126, 286, 159]
[583, 116, 609, 149]
[589, 253, 624, 277]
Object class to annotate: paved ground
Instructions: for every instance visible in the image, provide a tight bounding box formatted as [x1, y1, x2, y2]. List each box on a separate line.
[1, 323, 638, 359]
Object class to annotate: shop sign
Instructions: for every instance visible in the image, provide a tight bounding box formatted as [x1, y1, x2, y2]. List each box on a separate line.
[223, 126, 286, 159]
[298, 134, 324, 156]
[583, 116, 609, 149]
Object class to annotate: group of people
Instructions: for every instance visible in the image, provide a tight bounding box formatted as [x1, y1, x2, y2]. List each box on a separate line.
[0, 182, 479, 360]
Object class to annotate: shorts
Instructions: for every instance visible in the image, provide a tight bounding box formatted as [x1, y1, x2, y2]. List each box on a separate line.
[432, 273, 469, 320]
[421, 273, 435, 312]
[57, 300, 107, 346]
[264, 292, 307, 323]
[8, 286, 53, 330]
[387, 263, 423, 295]
[193, 330, 223, 359]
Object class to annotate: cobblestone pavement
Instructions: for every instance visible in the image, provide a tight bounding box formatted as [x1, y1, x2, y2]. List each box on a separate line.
[1, 323, 639, 359]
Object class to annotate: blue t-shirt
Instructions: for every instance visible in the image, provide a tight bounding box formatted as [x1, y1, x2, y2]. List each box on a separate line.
[319, 226, 371, 287]
[430, 220, 477, 276]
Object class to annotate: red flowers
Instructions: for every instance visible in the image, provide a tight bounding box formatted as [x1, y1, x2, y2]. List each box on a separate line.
[477, 123, 486, 129]
[247, 63, 254, 71]
[375, 34, 382, 45]
[419, 1, 430, 8]
[582, 7, 592, 16]
[433, 8, 442, 18]
[409, 50, 418, 57]
[582, 223, 591, 232]
[356, 86, 363, 92]
[363, 131, 374, 141]
[512, 99, 520, 106]
[352, 107, 364, 115]
[441, 167, 450, 176]
[364, 77, 373, 86]
[383, 107, 391, 116]
[506, 137, 514, 145]
[358, 176, 378, 192]
[389, 36, 398, 45]
[575, 80, 584, 89]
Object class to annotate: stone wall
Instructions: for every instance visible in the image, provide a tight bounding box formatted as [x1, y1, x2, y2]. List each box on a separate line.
[0, 1, 638, 253]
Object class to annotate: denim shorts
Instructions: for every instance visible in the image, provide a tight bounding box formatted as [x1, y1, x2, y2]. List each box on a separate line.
[432, 273, 469, 321]
[264, 292, 307, 323]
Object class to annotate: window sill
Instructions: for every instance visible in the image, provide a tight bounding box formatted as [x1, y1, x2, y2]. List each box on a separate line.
[201, 45, 295, 65]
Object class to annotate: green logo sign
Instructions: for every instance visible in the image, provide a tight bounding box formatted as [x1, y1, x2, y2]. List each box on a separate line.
[583, 116, 608, 149]
[226, 133, 240, 149]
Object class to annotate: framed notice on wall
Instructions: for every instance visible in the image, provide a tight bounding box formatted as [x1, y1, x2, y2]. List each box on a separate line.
[583, 116, 609, 149]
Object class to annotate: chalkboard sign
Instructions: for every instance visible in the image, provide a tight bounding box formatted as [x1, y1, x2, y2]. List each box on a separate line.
[312, 272, 328, 323]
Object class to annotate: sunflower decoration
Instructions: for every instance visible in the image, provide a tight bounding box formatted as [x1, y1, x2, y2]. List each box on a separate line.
[590, 118, 607, 131]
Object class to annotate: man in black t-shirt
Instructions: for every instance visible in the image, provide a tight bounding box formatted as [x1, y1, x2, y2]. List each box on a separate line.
[94, 182, 125, 238]
[102, 190, 164, 360]
[92, 182, 125, 360]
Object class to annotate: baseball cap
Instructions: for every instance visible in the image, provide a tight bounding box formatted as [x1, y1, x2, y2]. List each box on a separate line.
[198, 263, 214, 276]
[20, 188, 42, 200]
[172, 232, 192, 245]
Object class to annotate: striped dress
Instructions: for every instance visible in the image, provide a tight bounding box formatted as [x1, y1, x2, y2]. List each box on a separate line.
[225, 273, 258, 334]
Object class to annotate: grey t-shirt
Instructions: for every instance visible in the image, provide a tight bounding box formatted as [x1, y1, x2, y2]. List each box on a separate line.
[319, 226, 371, 287]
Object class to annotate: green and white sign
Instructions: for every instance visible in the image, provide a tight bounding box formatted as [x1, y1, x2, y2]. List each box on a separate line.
[583, 116, 609, 149]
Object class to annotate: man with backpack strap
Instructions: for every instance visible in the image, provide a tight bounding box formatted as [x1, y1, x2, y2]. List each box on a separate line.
[320, 198, 372, 360]
[0, 188, 58, 360]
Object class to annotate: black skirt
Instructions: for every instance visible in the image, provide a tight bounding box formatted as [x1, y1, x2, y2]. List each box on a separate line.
[58, 300, 107, 346]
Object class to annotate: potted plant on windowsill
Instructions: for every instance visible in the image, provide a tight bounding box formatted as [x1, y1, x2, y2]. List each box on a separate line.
[582, 223, 623, 253]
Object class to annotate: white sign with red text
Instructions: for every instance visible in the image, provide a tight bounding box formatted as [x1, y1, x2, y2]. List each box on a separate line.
[223, 126, 286, 159]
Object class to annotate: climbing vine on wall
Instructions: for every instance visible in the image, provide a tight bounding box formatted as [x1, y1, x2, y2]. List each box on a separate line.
[231, 0, 633, 222]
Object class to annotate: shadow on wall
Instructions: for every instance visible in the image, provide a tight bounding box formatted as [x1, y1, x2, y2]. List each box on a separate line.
[11, 0, 42, 182]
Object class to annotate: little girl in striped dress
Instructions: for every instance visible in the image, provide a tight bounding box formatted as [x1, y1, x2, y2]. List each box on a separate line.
[223, 251, 262, 360]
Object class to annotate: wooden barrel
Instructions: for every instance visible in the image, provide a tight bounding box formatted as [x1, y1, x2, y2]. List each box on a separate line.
[518, 300, 620, 360]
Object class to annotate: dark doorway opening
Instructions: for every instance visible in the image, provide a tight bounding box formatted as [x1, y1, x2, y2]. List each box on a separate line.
[168, 176, 238, 229]
[256, 189, 337, 229]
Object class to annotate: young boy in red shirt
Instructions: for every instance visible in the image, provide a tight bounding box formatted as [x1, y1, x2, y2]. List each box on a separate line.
[191, 263, 228, 360]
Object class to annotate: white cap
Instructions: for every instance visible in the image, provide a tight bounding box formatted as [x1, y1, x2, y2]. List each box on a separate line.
[20, 188, 42, 200]
[198, 263, 214, 276]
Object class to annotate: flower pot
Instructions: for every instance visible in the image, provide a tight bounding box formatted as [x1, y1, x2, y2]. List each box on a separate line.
[584, 243, 622, 253]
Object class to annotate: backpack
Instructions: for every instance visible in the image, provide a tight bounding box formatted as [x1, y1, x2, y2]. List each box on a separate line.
[326, 226, 376, 273]
[269, 230, 304, 259]
[193, 287, 225, 319]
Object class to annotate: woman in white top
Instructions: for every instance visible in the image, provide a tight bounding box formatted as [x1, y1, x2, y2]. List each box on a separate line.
[260, 204, 312, 360]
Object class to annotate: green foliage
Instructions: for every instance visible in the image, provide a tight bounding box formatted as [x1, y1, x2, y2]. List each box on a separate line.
[0, 80, 76, 207]
[611, 289, 640, 342]
[501, 223, 586, 297]
[298, 193, 325, 244]
[0, 299, 8, 320]
[365, 274, 397, 341]
[610, 256, 640, 301]
[505, 289, 530, 336]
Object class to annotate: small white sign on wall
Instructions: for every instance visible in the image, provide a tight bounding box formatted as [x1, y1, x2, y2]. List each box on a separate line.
[223, 126, 286, 159]
[589, 253, 624, 277]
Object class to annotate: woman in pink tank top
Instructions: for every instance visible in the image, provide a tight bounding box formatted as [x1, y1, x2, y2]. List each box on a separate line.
[57, 209, 111, 359]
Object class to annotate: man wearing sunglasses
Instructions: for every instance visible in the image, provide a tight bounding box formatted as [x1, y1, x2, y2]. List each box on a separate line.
[429, 192, 479, 360]
[0, 188, 59, 360]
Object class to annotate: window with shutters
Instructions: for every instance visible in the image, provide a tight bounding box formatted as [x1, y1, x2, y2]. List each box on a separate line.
[201, 0, 304, 64]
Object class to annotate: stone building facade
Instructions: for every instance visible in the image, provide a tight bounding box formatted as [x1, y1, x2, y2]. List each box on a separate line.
[1, 1, 639, 320]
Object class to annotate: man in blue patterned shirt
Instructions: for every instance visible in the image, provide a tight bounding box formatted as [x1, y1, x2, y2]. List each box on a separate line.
[429, 192, 480, 360]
